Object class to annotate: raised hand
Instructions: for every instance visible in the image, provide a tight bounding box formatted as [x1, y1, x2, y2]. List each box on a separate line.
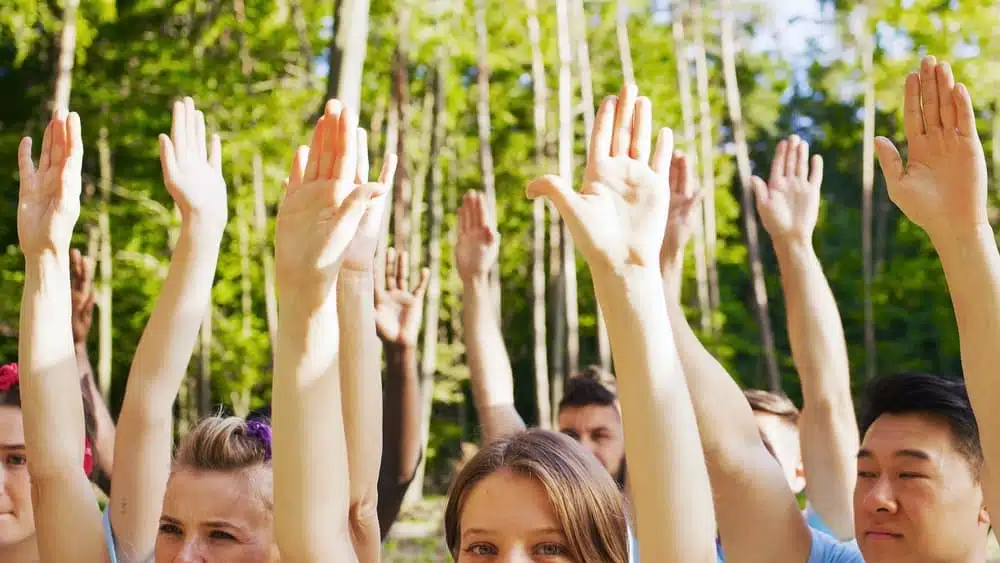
[526, 84, 673, 273]
[455, 191, 500, 282]
[70, 248, 96, 344]
[275, 100, 386, 301]
[874, 56, 988, 240]
[158, 97, 227, 231]
[375, 248, 430, 347]
[17, 110, 83, 258]
[340, 128, 398, 273]
[752, 135, 824, 242]
[660, 151, 703, 270]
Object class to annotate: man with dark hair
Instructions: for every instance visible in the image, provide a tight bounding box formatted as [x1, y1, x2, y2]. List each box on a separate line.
[558, 367, 626, 487]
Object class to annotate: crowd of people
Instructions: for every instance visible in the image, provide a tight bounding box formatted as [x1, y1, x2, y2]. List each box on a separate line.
[1, 53, 997, 562]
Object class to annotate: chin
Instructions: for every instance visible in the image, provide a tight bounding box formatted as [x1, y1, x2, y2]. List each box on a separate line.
[0, 520, 31, 546]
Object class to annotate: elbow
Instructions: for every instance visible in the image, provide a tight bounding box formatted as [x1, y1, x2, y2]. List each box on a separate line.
[350, 496, 381, 560]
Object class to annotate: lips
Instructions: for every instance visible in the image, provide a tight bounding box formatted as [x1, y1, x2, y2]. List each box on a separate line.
[864, 529, 903, 539]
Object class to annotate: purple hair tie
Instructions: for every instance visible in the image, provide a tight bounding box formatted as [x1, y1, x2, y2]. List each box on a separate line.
[245, 419, 273, 461]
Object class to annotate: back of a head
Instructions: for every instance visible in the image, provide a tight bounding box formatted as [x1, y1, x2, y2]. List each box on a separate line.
[174, 416, 274, 506]
[859, 371, 982, 476]
[444, 429, 628, 563]
[559, 366, 618, 411]
[744, 389, 800, 425]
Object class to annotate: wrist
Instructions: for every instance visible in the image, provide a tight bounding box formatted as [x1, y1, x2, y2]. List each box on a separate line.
[462, 275, 491, 293]
[930, 223, 994, 258]
[178, 219, 226, 248]
[772, 236, 815, 263]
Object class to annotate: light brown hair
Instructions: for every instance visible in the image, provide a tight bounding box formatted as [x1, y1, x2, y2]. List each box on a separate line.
[744, 389, 800, 425]
[444, 429, 628, 562]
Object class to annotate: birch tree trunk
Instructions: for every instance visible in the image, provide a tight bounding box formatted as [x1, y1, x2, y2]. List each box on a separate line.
[475, 0, 502, 315]
[720, 0, 781, 391]
[324, 0, 371, 112]
[409, 85, 437, 279]
[615, 0, 635, 85]
[252, 154, 278, 352]
[51, 0, 80, 112]
[391, 15, 412, 253]
[97, 123, 113, 401]
[861, 23, 877, 380]
[693, 0, 720, 316]
[238, 185, 252, 337]
[673, 0, 712, 334]
[526, 0, 552, 429]
[198, 308, 213, 417]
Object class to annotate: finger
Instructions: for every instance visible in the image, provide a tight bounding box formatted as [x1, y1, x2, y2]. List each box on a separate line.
[67, 112, 83, 171]
[50, 109, 67, 166]
[784, 135, 800, 177]
[195, 110, 208, 161]
[808, 154, 824, 188]
[676, 151, 691, 196]
[378, 153, 398, 187]
[611, 84, 638, 157]
[386, 247, 398, 291]
[289, 145, 309, 189]
[458, 193, 471, 234]
[650, 128, 674, 175]
[38, 119, 54, 172]
[903, 73, 925, 139]
[356, 128, 370, 184]
[304, 115, 326, 181]
[751, 175, 769, 208]
[874, 137, 904, 188]
[209, 134, 222, 171]
[82, 289, 96, 312]
[159, 134, 180, 183]
[397, 250, 409, 293]
[17, 137, 34, 185]
[954, 83, 977, 137]
[70, 248, 84, 281]
[171, 100, 186, 158]
[770, 140, 787, 182]
[937, 62, 957, 131]
[525, 175, 584, 223]
[630, 97, 653, 163]
[185, 97, 198, 159]
[338, 107, 359, 181]
[591, 96, 618, 158]
[797, 140, 809, 179]
[320, 100, 342, 180]
[331, 184, 380, 243]
[415, 267, 430, 297]
[920, 56, 941, 130]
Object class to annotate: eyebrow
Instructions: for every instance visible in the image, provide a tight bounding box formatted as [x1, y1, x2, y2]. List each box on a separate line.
[161, 515, 243, 531]
[463, 527, 565, 537]
[0, 444, 25, 450]
[857, 448, 932, 461]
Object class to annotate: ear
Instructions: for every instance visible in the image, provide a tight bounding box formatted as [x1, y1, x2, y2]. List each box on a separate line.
[791, 462, 807, 496]
[979, 500, 991, 528]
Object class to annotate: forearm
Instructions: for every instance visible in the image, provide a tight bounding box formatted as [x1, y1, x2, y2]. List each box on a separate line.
[378, 343, 421, 539]
[76, 342, 116, 480]
[661, 250, 685, 304]
[20, 253, 108, 561]
[594, 268, 716, 563]
[337, 271, 383, 560]
[462, 276, 525, 442]
[774, 239, 857, 538]
[273, 292, 354, 560]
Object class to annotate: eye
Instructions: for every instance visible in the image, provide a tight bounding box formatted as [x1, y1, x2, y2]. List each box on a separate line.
[534, 542, 568, 556]
[209, 529, 238, 541]
[158, 523, 183, 536]
[857, 470, 877, 479]
[5, 454, 26, 467]
[464, 542, 498, 555]
[898, 472, 926, 479]
[560, 429, 579, 441]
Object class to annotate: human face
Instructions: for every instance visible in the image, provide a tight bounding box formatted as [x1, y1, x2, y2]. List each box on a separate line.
[457, 468, 574, 562]
[753, 411, 805, 494]
[0, 406, 34, 550]
[557, 404, 625, 484]
[854, 413, 989, 563]
[156, 468, 278, 563]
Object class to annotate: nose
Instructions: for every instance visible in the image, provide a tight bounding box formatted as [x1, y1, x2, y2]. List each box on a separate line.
[174, 539, 207, 563]
[860, 475, 898, 515]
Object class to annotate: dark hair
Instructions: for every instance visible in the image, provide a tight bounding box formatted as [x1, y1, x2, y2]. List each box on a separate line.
[559, 366, 617, 411]
[444, 429, 628, 563]
[744, 389, 800, 426]
[859, 372, 982, 478]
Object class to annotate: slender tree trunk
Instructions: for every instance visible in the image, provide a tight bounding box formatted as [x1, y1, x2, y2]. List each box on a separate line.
[252, 154, 279, 352]
[324, 0, 371, 112]
[615, 0, 635, 85]
[474, 0, 502, 316]
[526, 0, 552, 429]
[408, 64, 447, 505]
[391, 19, 412, 252]
[673, 0, 712, 334]
[571, 0, 610, 372]
[378, 72, 402, 272]
[288, 0, 314, 82]
[370, 93, 387, 167]
[238, 183, 252, 337]
[409, 84, 436, 279]
[555, 0, 579, 391]
[97, 124, 113, 401]
[198, 308, 213, 416]
[693, 0, 720, 317]
[861, 26, 877, 380]
[720, 1, 781, 391]
[51, 0, 80, 112]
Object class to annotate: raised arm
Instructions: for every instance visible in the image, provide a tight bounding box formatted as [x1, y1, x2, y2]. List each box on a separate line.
[17, 110, 108, 562]
[753, 137, 857, 539]
[272, 100, 384, 562]
[70, 248, 116, 494]
[660, 141, 813, 562]
[336, 130, 397, 561]
[374, 247, 429, 539]
[455, 192, 526, 443]
[528, 85, 716, 563]
[874, 57, 1000, 513]
[108, 98, 228, 560]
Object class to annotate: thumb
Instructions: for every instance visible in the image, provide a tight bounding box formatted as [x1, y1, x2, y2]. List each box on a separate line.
[874, 137, 904, 189]
[159, 134, 179, 182]
[526, 175, 582, 220]
[208, 134, 222, 171]
[750, 176, 769, 209]
[337, 183, 385, 233]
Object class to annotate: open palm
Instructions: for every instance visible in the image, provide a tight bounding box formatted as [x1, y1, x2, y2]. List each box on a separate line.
[875, 57, 988, 239]
[374, 248, 430, 347]
[17, 110, 83, 258]
[159, 97, 228, 231]
[752, 135, 824, 242]
[527, 85, 673, 272]
[660, 151, 703, 267]
[455, 191, 499, 282]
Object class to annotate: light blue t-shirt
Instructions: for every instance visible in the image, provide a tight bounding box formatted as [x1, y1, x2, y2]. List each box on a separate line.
[103, 506, 120, 563]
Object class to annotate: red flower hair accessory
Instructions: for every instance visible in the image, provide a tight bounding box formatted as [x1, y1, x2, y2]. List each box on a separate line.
[0, 363, 18, 392]
[84, 437, 94, 477]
